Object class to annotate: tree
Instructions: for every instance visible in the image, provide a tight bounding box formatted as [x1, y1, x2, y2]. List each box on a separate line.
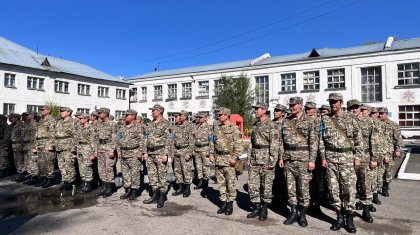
[212, 73, 255, 131]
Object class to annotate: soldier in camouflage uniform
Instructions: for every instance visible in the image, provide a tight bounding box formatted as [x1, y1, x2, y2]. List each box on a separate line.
[9, 114, 26, 182]
[0, 114, 11, 178]
[54, 107, 78, 191]
[117, 109, 146, 200]
[378, 107, 403, 197]
[246, 103, 279, 221]
[22, 112, 40, 185]
[279, 97, 317, 227]
[94, 107, 117, 197]
[143, 104, 171, 208]
[319, 105, 330, 117]
[192, 112, 212, 190]
[209, 107, 243, 215]
[319, 93, 364, 233]
[33, 106, 57, 188]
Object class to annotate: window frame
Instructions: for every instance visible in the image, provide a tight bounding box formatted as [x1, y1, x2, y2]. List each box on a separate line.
[327, 68, 346, 89]
[98, 86, 110, 98]
[255, 75, 269, 104]
[116, 89, 126, 100]
[280, 73, 296, 92]
[3, 103, 15, 115]
[397, 62, 420, 86]
[78, 83, 91, 96]
[154, 85, 163, 100]
[398, 105, 420, 127]
[54, 80, 70, 94]
[27, 76, 45, 91]
[4, 73, 16, 88]
[302, 71, 320, 91]
[168, 84, 177, 100]
[181, 82, 192, 99]
[198, 80, 209, 97]
[361, 66, 383, 102]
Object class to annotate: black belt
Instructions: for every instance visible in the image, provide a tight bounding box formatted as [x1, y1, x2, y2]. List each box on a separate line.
[22, 141, 30, 144]
[78, 141, 90, 145]
[284, 144, 308, 151]
[216, 149, 231, 155]
[252, 144, 269, 149]
[99, 139, 110, 144]
[175, 145, 189, 150]
[36, 137, 50, 140]
[326, 146, 353, 153]
[121, 145, 140, 150]
[195, 143, 210, 147]
[56, 136, 71, 140]
[147, 146, 165, 152]
[12, 141, 22, 144]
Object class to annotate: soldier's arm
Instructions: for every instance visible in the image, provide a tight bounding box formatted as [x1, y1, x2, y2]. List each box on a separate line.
[269, 122, 279, 165]
[48, 118, 57, 148]
[110, 122, 117, 151]
[308, 121, 317, 163]
[318, 119, 326, 162]
[352, 117, 363, 161]
[232, 126, 243, 161]
[188, 124, 194, 156]
[163, 122, 172, 156]
[393, 123, 403, 151]
[209, 127, 215, 156]
[138, 125, 146, 155]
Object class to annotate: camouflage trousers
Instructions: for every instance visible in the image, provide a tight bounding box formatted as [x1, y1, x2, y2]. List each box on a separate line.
[0, 146, 10, 170]
[37, 148, 56, 178]
[284, 160, 312, 207]
[57, 151, 76, 183]
[24, 150, 39, 176]
[173, 155, 193, 184]
[383, 156, 394, 183]
[356, 162, 374, 205]
[326, 162, 357, 212]
[370, 163, 382, 193]
[121, 152, 142, 189]
[77, 149, 93, 182]
[194, 151, 210, 180]
[98, 150, 116, 183]
[216, 165, 236, 202]
[146, 154, 169, 193]
[12, 145, 25, 173]
[248, 164, 275, 204]
[310, 155, 327, 204]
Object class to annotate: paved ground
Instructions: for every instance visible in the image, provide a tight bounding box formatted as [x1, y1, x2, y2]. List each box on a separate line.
[1, 149, 420, 235]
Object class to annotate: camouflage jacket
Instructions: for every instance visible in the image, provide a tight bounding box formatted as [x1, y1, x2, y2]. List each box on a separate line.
[250, 117, 279, 165]
[54, 118, 78, 152]
[10, 122, 24, 149]
[76, 124, 98, 155]
[171, 122, 194, 156]
[145, 117, 171, 156]
[0, 123, 10, 147]
[117, 122, 146, 157]
[97, 120, 117, 151]
[356, 115, 373, 162]
[383, 119, 403, 155]
[22, 121, 37, 151]
[319, 112, 363, 164]
[192, 122, 212, 154]
[210, 121, 243, 167]
[279, 112, 317, 162]
[371, 117, 386, 162]
[35, 115, 56, 149]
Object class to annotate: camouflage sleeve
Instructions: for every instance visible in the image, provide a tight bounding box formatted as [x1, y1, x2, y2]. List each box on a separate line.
[89, 125, 98, 150]
[209, 126, 215, 155]
[278, 125, 284, 161]
[352, 117, 363, 161]
[163, 122, 172, 156]
[188, 124, 194, 156]
[232, 125, 243, 161]
[319, 119, 326, 161]
[110, 122, 117, 150]
[71, 120, 78, 150]
[48, 118, 57, 148]
[308, 121, 317, 163]
[139, 125, 146, 154]
[393, 123, 403, 152]
[4, 125, 11, 143]
[269, 122, 279, 164]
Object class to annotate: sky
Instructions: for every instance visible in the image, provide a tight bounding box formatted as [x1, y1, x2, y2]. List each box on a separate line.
[2, 0, 420, 78]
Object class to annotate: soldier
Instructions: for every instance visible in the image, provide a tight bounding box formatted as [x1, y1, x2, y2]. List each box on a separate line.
[246, 103, 279, 221]
[74, 111, 82, 124]
[192, 112, 212, 190]
[273, 104, 287, 125]
[90, 111, 100, 125]
[279, 97, 317, 227]
[143, 104, 171, 208]
[117, 109, 146, 200]
[319, 105, 330, 117]
[209, 107, 243, 215]
[94, 107, 117, 197]
[9, 114, 26, 182]
[75, 113, 97, 193]
[22, 112, 40, 185]
[319, 93, 363, 233]
[136, 116, 145, 126]
[171, 110, 194, 197]
[378, 107, 403, 197]
[0, 114, 11, 178]
[54, 107, 78, 191]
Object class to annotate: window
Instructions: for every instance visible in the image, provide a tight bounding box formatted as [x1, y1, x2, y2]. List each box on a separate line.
[27, 76, 44, 90]
[398, 63, 420, 85]
[3, 103, 15, 115]
[168, 84, 177, 99]
[4, 73, 16, 88]
[399, 105, 420, 127]
[198, 81, 209, 97]
[78, 83, 90, 96]
[281, 73, 296, 92]
[167, 112, 177, 125]
[303, 71, 320, 90]
[116, 89, 126, 99]
[327, 69, 345, 89]
[115, 110, 125, 120]
[255, 76, 269, 104]
[98, 86, 109, 98]
[141, 87, 147, 101]
[154, 85, 163, 100]
[214, 79, 224, 91]
[77, 108, 90, 114]
[361, 66, 382, 102]
[54, 80, 69, 93]
[27, 105, 43, 113]
[182, 83, 192, 99]
[141, 113, 147, 119]
[129, 88, 137, 102]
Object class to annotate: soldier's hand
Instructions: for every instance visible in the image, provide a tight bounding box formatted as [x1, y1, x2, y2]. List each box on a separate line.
[267, 164, 274, 170]
[185, 154, 190, 161]
[118, 152, 122, 159]
[47, 146, 54, 152]
[94, 151, 98, 157]
[162, 155, 168, 163]
[308, 162, 315, 171]
[32, 148, 37, 154]
[322, 160, 328, 168]
[209, 154, 215, 163]
[143, 153, 148, 161]
[354, 159, 361, 170]
[369, 161, 378, 168]
[136, 154, 142, 160]
[384, 156, 390, 163]
[228, 159, 236, 167]
[89, 154, 96, 160]
[108, 150, 114, 158]
[395, 150, 401, 158]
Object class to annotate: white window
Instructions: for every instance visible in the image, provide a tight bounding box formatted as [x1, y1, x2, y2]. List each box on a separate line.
[116, 89, 126, 99]
[398, 63, 420, 86]
[141, 87, 147, 101]
[154, 85, 162, 100]
[361, 66, 382, 102]
[303, 71, 320, 90]
[4, 73, 16, 88]
[214, 79, 224, 91]
[129, 88, 137, 102]
[3, 103, 15, 115]
[327, 69, 345, 89]
[182, 82, 192, 99]
[198, 81, 209, 97]
[255, 76, 269, 104]
[167, 112, 177, 125]
[77, 108, 90, 114]
[27, 105, 43, 113]
[98, 86, 109, 98]
[115, 110, 125, 120]
[168, 84, 177, 99]
[27, 76, 44, 90]
[399, 105, 420, 127]
[78, 83, 90, 95]
[54, 80, 69, 93]
[281, 73, 296, 92]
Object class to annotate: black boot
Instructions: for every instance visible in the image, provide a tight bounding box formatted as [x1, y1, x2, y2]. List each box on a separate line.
[13, 173, 22, 182]
[284, 205, 299, 225]
[246, 203, 261, 218]
[202, 179, 209, 190]
[258, 203, 268, 221]
[172, 183, 184, 196]
[0, 169, 9, 178]
[345, 210, 357, 233]
[42, 178, 55, 188]
[96, 183, 107, 196]
[120, 187, 131, 199]
[143, 190, 158, 204]
[157, 191, 165, 208]
[224, 201, 233, 215]
[194, 179, 203, 190]
[330, 208, 344, 231]
[382, 182, 389, 197]
[362, 205, 374, 223]
[217, 202, 227, 214]
[372, 193, 381, 205]
[369, 204, 376, 212]
[23, 175, 33, 184]
[81, 181, 92, 193]
[355, 201, 363, 210]
[183, 184, 191, 197]
[129, 188, 140, 200]
[298, 206, 308, 227]
[103, 182, 114, 197]
[58, 182, 72, 191]
[34, 177, 46, 187]
[26, 176, 39, 185]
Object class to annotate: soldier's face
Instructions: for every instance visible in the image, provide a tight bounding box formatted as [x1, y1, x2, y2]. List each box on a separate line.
[79, 118, 87, 125]
[151, 109, 161, 119]
[254, 108, 266, 118]
[371, 112, 378, 119]
[41, 109, 50, 116]
[289, 103, 302, 114]
[274, 109, 284, 119]
[321, 109, 329, 116]
[180, 114, 187, 122]
[349, 106, 361, 116]
[329, 100, 342, 113]
[305, 107, 316, 116]
[125, 114, 135, 123]
[218, 114, 227, 122]
[175, 115, 181, 123]
[379, 112, 388, 121]
[60, 111, 70, 118]
[362, 110, 370, 117]
[199, 117, 206, 123]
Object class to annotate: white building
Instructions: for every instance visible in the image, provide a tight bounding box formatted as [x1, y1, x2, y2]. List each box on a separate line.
[0, 37, 129, 119]
[128, 36, 420, 138]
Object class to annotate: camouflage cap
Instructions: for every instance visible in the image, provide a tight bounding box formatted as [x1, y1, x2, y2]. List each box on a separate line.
[289, 97, 303, 105]
[149, 104, 165, 113]
[26, 111, 37, 116]
[60, 106, 73, 113]
[274, 104, 288, 112]
[21, 112, 29, 116]
[319, 105, 331, 111]
[80, 113, 90, 119]
[98, 107, 110, 114]
[125, 109, 137, 116]
[360, 104, 371, 111]
[378, 107, 389, 113]
[216, 107, 231, 115]
[346, 99, 360, 108]
[40, 105, 52, 111]
[74, 111, 83, 117]
[172, 112, 181, 117]
[196, 112, 208, 118]
[136, 115, 144, 120]
[8, 113, 21, 118]
[327, 92, 344, 101]
[252, 102, 268, 109]
[370, 107, 379, 113]
[90, 111, 99, 116]
[304, 101, 317, 109]
[180, 110, 188, 116]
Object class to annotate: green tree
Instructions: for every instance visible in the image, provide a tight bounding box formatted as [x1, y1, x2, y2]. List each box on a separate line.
[212, 73, 255, 132]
